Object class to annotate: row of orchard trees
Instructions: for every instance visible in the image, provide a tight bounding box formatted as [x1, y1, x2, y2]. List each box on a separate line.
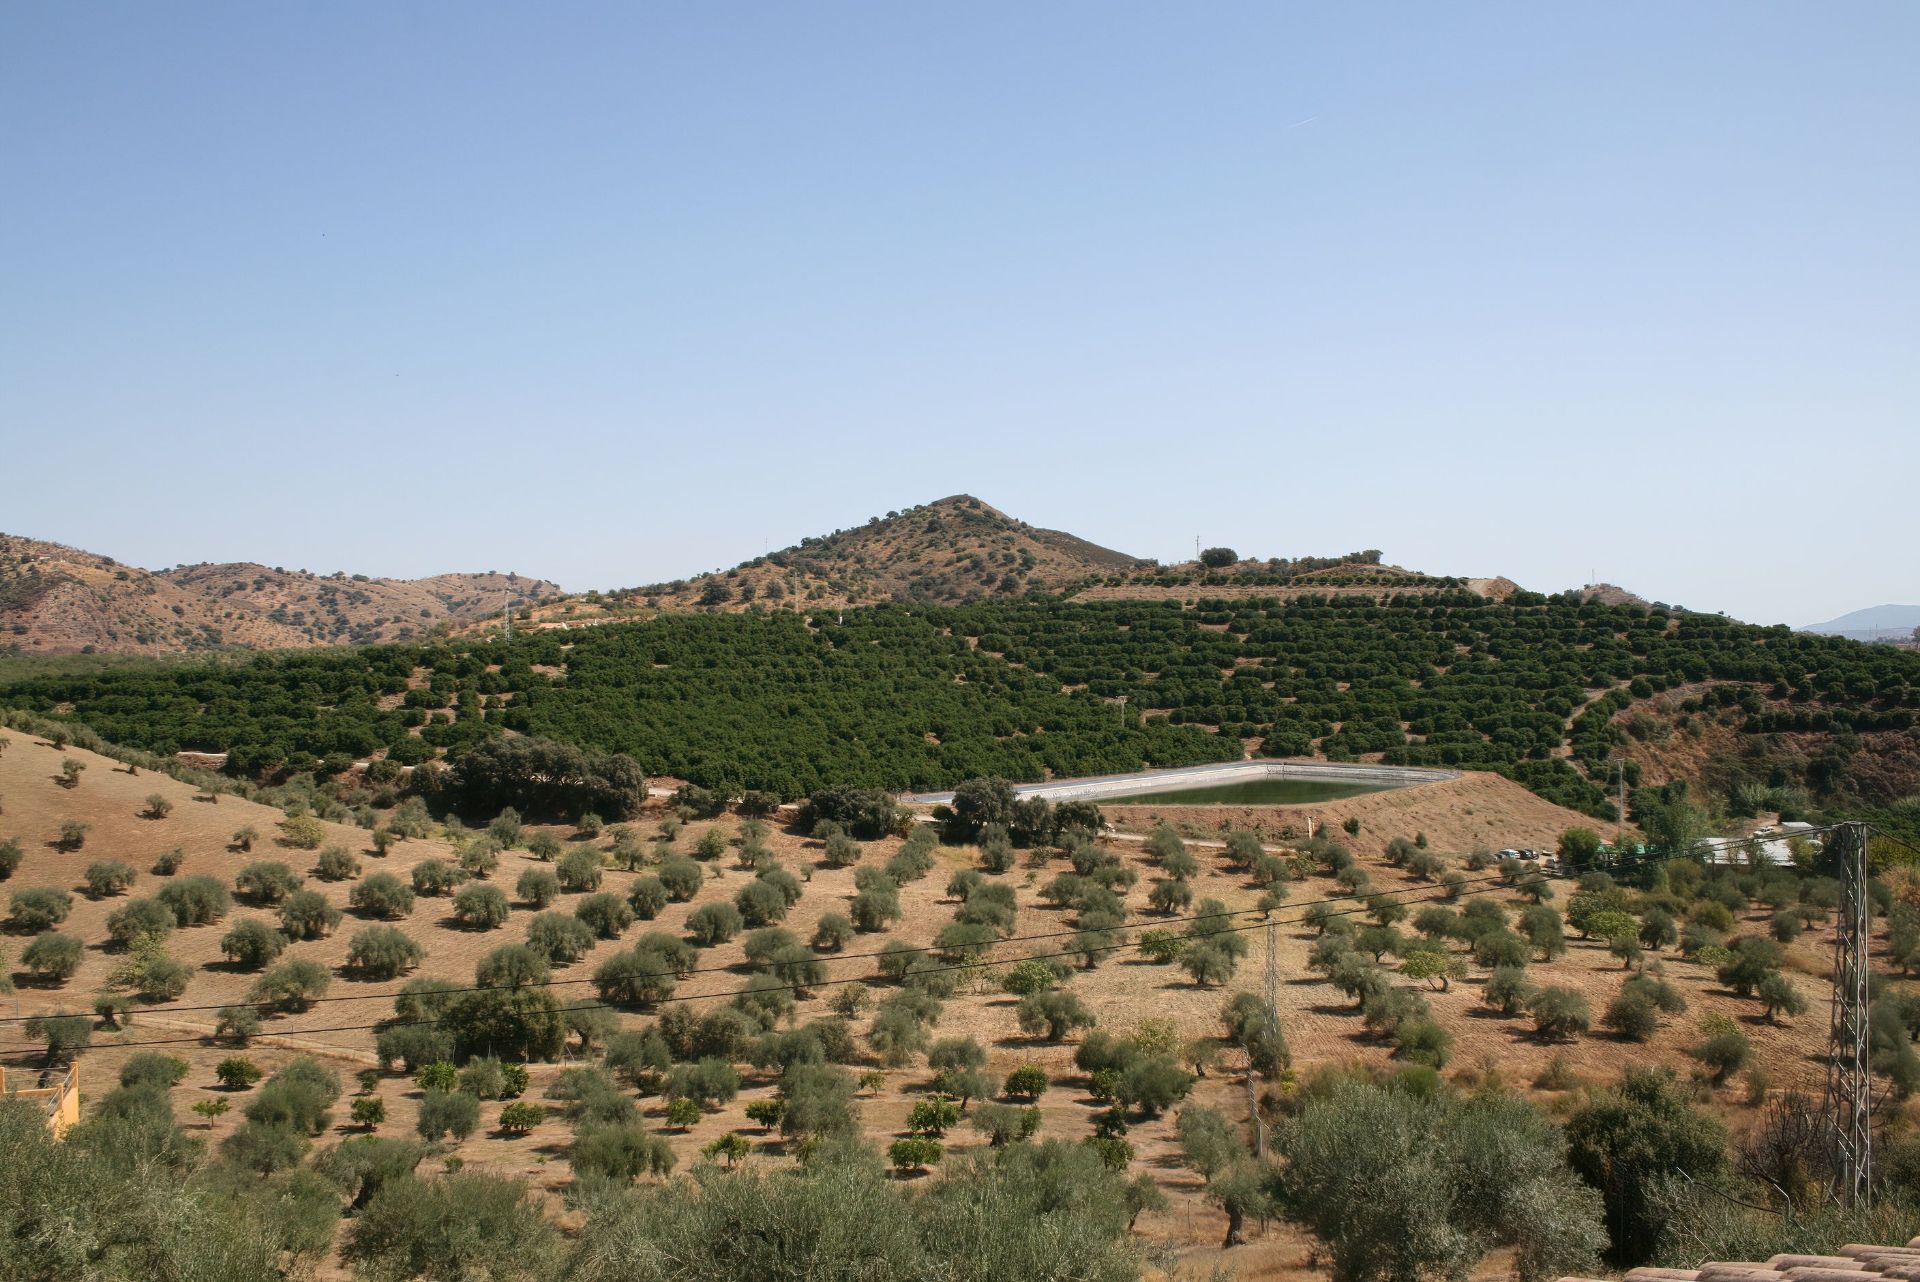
[4, 593, 1915, 810]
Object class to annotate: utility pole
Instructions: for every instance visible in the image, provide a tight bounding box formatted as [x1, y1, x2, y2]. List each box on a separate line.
[1824, 821, 1872, 1206]
[1248, 912, 1280, 1159]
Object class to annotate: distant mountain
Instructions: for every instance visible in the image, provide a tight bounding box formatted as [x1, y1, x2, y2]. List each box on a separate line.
[0, 533, 560, 655]
[1802, 604, 1920, 642]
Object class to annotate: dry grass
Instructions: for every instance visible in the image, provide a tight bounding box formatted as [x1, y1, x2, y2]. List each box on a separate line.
[0, 728, 1842, 1280]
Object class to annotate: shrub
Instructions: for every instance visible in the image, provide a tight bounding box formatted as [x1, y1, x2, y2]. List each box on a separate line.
[526, 831, 562, 862]
[0, 838, 20, 879]
[458, 838, 501, 880]
[119, 1051, 188, 1089]
[25, 1009, 91, 1059]
[251, 958, 332, 1011]
[657, 856, 702, 902]
[627, 876, 669, 920]
[315, 846, 361, 881]
[498, 1101, 544, 1134]
[216, 1005, 261, 1043]
[345, 927, 425, 980]
[410, 859, 463, 897]
[1758, 972, 1806, 1023]
[105, 896, 175, 947]
[576, 892, 634, 939]
[216, 1055, 264, 1088]
[516, 867, 561, 909]
[82, 860, 137, 899]
[1693, 1020, 1752, 1083]
[150, 847, 184, 876]
[594, 948, 677, 1007]
[220, 918, 289, 968]
[279, 815, 326, 850]
[1483, 965, 1538, 1016]
[1603, 991, 1661, 1042]
[686, 902, 743, 946]
[279, 889, 343, 940]
[416, 1089, 481, 1142]
[452, 882, 511, 929]
[525, 911, 596, 964]
[154, 874, 230, 925]
[1529, 986, 1591, 1042]
[11, 887, 72, 931]
[21, 931, 83, 981]
[889, 1135, 943, 1173]
[556, 849, 604, 893]
[1016, 991, 1096, 1042]
[350, 873, 415, 919]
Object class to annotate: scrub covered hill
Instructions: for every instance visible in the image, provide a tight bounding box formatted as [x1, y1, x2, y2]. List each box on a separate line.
[504, 494, 1147, 627]
[0, 532, 560, 655]
[5, 592, 1917, 817]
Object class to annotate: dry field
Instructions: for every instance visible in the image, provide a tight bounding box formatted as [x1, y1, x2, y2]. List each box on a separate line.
[0, 728, 1846, 1280]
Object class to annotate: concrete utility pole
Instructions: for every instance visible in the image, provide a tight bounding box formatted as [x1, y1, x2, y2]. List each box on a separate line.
[1824, 821, 1872, 1206]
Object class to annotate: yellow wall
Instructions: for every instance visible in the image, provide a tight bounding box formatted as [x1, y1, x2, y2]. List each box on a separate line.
[0, 1063, 80, 1138]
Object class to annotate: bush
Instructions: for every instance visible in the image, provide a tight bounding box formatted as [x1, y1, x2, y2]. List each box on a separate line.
[120, 1051, 189, 1089]
[457, 838, 500, 880]
[576, 892, 634, 939]
[279, 889, 343, 940]
[236, 861, 304, 904]
[345, 927, 425, 980]
[410, 859, 463, 897]
[251, 958, 332, 1011]
[279, 815, 326, 850]
[515, 867, 561, 909]
[1693, 1022, 1752, 1083]
[574, 1120, 677, 1180]
[1483, 966, 1537, 1016]
[105, 896, 175, 947]
[498, 1101, 544, 1134]
[1277, 1076, 1605, 1274]
[657, 856, 702, 902]
[889, 1135, 943, 1173]
[1016, 991, 1096, 1043]
[220, 918, 289, 969]
[627, 876, 669, 920]
[594, 948, 677, 1007]
[82, 859, 137, 898]
[25, 1009, 91, 1059]
[21, 931, 83, 981]
[350, 873, 415, 919]
[452, 883, 511, 929]
[315, 846, 361, 881]
[1529, 986, 1591, 1042]
[1603, 991, 1661, 1042]
[216, 1055, 264, 1088]
[216, 1005, 262, 1044]
[10, 887, 72, 932]
[556, 849, 604, 893]
[686, 902, 743, 947]
[525, 911, 596, 965]
[416, 1089, 481, 1142]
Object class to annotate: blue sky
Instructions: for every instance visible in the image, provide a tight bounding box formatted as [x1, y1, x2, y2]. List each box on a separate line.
[2, 3, 1914, 628]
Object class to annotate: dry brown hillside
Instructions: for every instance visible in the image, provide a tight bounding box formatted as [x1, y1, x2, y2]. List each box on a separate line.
[0, 533, 560, 654]
[0, 729, 1847, 1279]
[493, 495, 1146, 629]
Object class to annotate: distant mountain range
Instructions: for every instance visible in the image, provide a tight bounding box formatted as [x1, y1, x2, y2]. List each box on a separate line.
[1802, 604, 1920, 641]
[0, 533, 560, 655]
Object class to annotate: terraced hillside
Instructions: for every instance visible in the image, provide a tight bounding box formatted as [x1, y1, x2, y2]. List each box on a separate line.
[8, 592, 1916, 820]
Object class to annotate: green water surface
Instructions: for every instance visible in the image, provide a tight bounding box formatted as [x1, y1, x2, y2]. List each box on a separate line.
[1106, 777, 1389, 805]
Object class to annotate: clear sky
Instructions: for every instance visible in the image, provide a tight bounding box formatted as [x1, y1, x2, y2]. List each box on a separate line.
[3, 4, 1915, 628]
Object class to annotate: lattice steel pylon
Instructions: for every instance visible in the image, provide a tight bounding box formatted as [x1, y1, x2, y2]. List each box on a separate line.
[1824, 821, 1872, 1206]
